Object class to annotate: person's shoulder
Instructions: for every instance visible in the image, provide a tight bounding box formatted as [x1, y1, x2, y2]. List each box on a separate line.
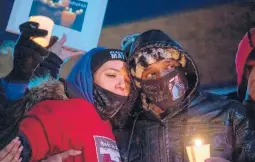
[30, 98, 97, 118]
[195, 91, 228, 104]
[225, 91, 241, 101]
[199, 91, 240, 102]
[195, 91, 245, 111]
[28, 99, 104, 127]
[40, 98, 91, 106]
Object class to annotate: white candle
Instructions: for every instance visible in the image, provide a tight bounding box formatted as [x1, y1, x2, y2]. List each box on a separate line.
[62, 0, 70, 7]
[29, 16, 54, 47]
[186, 139, 210, 162]
[61, 10, 76, 28]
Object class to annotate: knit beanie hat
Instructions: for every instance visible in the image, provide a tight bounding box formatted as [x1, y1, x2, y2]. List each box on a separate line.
[91, 49, 126, 74]
[235, 28, 255, 101]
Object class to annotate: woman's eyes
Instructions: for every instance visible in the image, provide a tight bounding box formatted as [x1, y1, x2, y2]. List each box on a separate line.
[147, 72, 157, 79]
[105, 73, 117, 78]
[163, 65, 173, 71]
[161, 65, 174, 74]
[106, 72, 131, 85]
[146, 66, 174, 79]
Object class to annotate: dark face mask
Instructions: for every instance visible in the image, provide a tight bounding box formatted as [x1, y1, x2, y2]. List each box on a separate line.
[141, 67, 188, 113]
[93, 84, 129, 120]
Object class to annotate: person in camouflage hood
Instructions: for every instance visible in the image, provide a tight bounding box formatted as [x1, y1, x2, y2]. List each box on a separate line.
[124, 29, 255, 162]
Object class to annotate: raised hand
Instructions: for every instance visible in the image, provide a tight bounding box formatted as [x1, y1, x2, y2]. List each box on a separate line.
[48, 34, 84, 61]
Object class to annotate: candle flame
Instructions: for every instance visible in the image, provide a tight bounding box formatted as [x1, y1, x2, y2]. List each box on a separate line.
[194, 139, 202, 146]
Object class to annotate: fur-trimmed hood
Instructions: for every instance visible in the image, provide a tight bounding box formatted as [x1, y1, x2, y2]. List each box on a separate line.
[21, 79, 68, 113]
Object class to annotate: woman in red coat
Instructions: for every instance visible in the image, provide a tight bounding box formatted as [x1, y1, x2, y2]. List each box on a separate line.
[0, 47, 136, 162]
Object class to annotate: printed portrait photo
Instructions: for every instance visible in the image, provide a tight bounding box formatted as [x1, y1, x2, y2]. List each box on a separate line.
[29, 0, 88, 32]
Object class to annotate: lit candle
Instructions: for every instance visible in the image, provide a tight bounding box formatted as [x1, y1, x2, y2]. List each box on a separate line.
[186, 139, 210, 162]
[61, 9, 76, 28]
[29, 16, 54, 47]
[62, 0, 70, 7]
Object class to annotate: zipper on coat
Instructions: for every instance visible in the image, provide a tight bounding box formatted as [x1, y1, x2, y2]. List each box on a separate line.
[161, 119, 171, 162]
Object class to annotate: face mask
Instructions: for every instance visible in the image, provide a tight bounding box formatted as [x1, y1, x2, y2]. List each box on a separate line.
[141, 67, 188, 113]
[93, 84, 129, 120]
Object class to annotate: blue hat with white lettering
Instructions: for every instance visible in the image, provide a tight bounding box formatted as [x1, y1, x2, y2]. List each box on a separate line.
[91, 49, 126, 74]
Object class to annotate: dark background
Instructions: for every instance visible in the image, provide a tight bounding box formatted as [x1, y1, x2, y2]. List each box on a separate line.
[0, 0, 254, 93]
[1, 0, 251, 42]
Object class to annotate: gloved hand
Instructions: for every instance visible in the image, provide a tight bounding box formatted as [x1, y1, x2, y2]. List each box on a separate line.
[34, 34, 83, 79]
[5, 21, 50, 82]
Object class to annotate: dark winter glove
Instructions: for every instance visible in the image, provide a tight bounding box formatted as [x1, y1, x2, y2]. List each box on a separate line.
[5, 21, 50, 82]
[33, 35, 63, 79]
[34, 52, 63, 79]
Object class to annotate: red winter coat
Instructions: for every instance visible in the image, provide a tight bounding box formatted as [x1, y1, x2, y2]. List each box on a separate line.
[20, 98, 121, 162]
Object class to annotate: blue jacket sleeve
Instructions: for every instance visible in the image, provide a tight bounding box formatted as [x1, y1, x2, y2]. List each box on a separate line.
[0, 52, 63, 101]
[0, 79, 28, 101]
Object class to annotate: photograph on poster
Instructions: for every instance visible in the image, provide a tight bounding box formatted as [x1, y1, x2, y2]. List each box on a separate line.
[29, 0, 88, 32]
[6, 0, 108, 51]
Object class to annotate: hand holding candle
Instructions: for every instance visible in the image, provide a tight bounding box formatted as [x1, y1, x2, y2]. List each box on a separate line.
[186, 139, 210, 162]
[205, 157, 230, 162]
[29, 16, 54, 47]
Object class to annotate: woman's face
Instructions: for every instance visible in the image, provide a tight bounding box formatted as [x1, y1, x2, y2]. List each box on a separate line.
[94, 60, 131, 96]
[141, 59, 180, 80]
